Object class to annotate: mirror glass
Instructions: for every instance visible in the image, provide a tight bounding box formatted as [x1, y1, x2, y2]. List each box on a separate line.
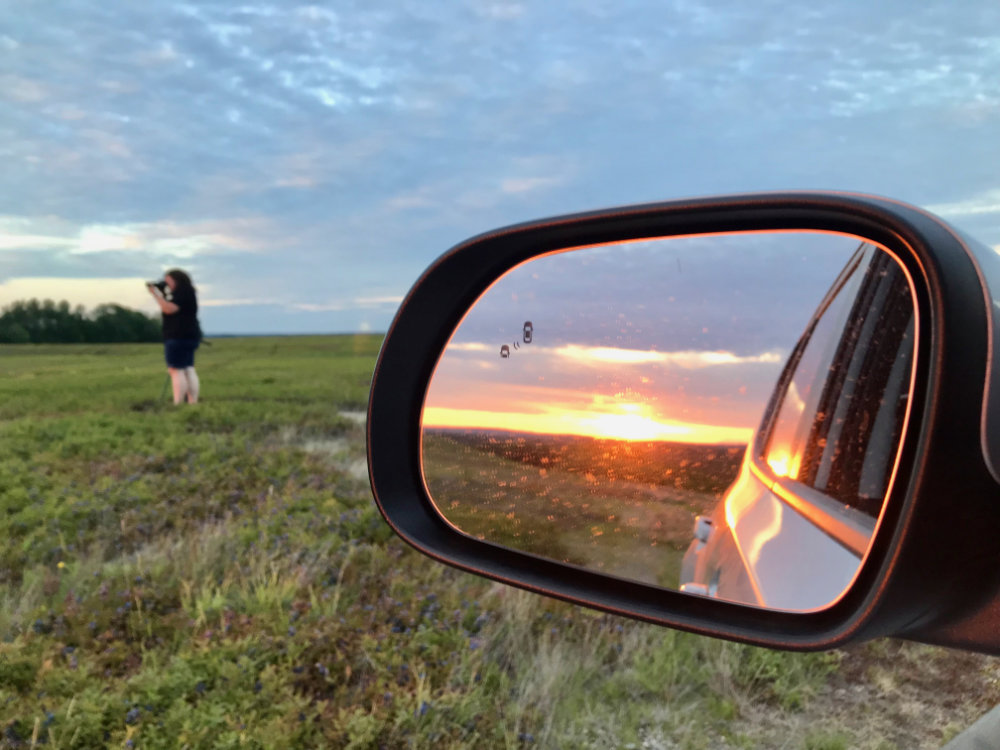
[421, 231, 915, 612]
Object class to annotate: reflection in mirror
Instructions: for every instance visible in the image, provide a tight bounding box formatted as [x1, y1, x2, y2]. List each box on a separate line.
[421, 232, 915, 612]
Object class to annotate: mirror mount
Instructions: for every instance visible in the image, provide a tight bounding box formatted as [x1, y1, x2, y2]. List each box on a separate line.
[369, 191, 1000, 653]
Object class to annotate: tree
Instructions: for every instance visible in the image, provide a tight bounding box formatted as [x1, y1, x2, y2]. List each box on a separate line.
[0, 299, 162, 344]
[0, 322, 30, 344]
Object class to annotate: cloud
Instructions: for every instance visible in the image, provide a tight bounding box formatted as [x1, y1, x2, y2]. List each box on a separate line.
[476, 3, 525, 21]
[0, 74, 46, 103]
[291, 302, 348, 312]
[290, 295, 403, 312]
[552, 345, 783, 368]
[198, 297, 281, 308]
[0, 221, 73, 251]
[0, 216, 270, 258]
[444, 342, 490, 352]
[500, 176, 563, 194]
[926, 190, 1000, 218]
[355, 295, 404, 306]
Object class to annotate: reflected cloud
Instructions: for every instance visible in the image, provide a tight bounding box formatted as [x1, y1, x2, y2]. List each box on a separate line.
[552, 344, 783, 368]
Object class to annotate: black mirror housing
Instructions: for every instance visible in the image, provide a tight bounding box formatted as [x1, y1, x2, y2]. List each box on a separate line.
[367, 192, 1000, 653]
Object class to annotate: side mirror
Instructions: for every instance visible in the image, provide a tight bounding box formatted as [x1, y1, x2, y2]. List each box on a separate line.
[368, 192, 1000, 654]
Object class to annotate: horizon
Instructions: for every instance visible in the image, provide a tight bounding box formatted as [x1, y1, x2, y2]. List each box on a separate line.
[0, 296, 390, 339]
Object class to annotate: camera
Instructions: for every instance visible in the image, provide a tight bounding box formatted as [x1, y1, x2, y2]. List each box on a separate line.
[147, 280, 168, 294]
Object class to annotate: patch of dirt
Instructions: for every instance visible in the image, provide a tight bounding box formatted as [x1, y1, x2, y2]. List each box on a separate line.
[728, 640, 1000, 749]
[293, 411, 369, 482]
[302, 437, 350, 456]
[339, 410, 366, 426]
[343, 457, 369, 481]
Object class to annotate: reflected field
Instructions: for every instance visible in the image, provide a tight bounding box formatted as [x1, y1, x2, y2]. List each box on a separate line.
[423, 429, 743, 587]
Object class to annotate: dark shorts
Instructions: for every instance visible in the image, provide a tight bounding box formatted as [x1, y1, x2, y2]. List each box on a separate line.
[164, 338, 200, 369]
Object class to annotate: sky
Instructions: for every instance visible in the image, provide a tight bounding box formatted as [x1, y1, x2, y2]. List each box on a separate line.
[423, 232, 874, 443]
[2, 1, 1000, 334]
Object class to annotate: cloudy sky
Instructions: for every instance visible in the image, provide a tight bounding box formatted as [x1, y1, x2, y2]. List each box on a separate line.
[424, 232, 867, 442]
[2, 1, 999, 334]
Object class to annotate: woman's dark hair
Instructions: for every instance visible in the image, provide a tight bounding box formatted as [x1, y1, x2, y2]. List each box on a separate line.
[165, 269, 194, 292]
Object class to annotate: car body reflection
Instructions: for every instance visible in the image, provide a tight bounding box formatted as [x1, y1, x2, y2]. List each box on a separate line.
[680, 243, 915, 610]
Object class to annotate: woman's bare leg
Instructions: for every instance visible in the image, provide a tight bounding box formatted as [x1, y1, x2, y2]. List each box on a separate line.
[184, 367, 200, 403]
[168, 367, 188, 405]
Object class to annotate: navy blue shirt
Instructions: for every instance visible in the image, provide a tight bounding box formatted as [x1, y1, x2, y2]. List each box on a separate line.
[162, 285, 201, 340]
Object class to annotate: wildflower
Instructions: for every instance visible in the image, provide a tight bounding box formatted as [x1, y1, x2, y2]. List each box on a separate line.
[57, 561, 66, 569]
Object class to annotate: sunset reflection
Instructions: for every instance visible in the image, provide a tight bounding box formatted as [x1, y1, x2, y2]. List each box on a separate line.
[423, 398, 753, 444]
[419, 231, 866, 594]
[766, 448, 794, 478]
[424, 343, 775, 445]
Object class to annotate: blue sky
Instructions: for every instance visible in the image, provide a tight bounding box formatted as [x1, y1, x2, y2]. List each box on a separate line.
[2, 1, 999, 334]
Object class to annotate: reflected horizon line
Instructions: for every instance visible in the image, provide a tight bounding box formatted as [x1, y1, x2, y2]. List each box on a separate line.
[423, 406, 753, 445]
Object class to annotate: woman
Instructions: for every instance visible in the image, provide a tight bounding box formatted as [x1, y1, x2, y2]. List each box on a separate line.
[148, 269, 202, 404]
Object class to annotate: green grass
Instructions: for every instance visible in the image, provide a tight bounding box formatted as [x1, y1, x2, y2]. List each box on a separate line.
[0, 338, 991, 748]
[422, 432, 711, 587]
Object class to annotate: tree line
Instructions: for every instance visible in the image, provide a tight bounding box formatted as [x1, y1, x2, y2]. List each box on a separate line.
[0, 299, 161, 344]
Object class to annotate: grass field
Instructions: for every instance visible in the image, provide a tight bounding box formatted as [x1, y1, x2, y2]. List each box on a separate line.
[422, 430, 743, 588]
[0, 337, 997, 749]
